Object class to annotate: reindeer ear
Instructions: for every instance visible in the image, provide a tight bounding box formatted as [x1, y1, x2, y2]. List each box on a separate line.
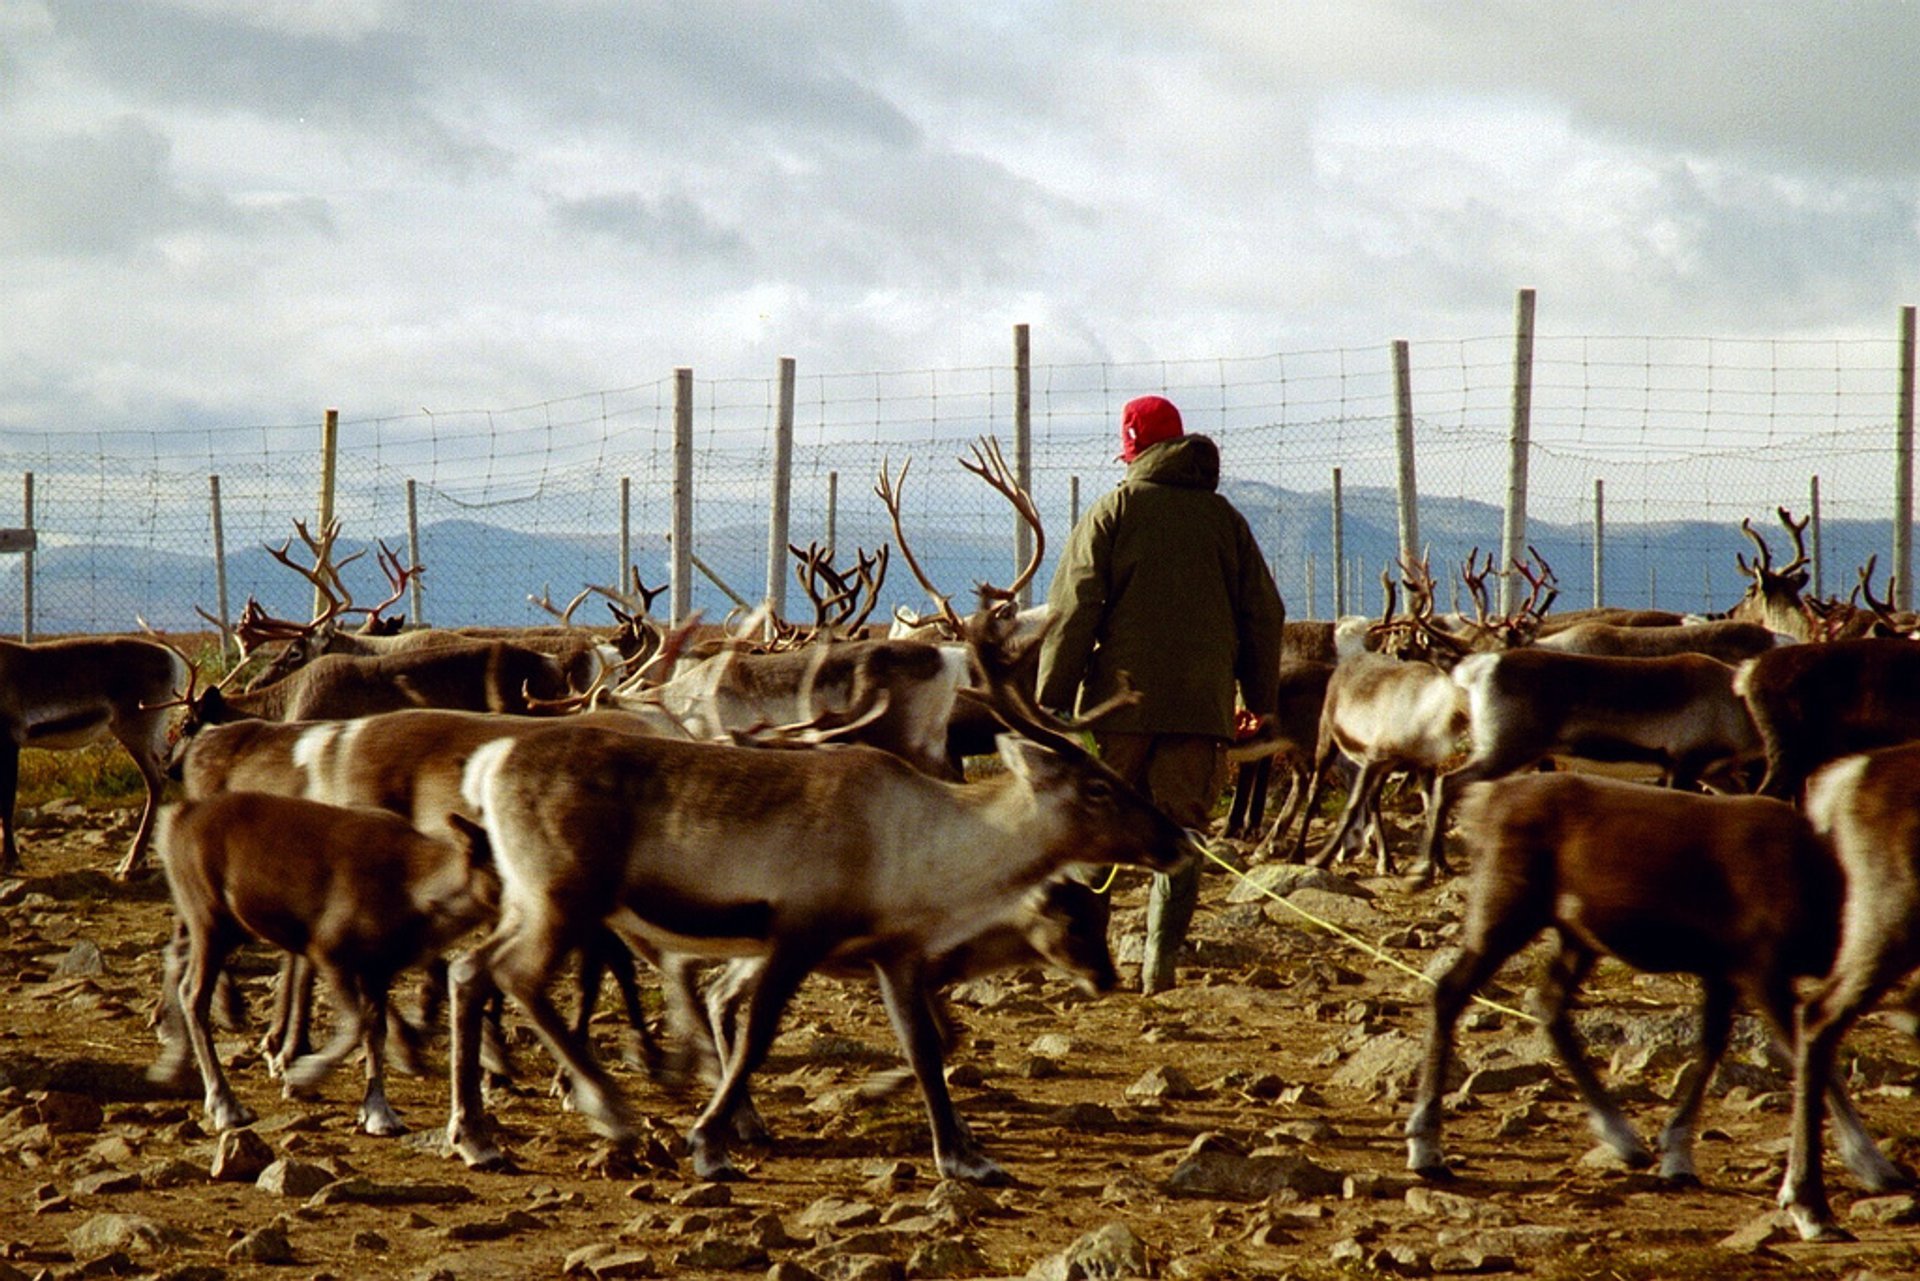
[445, 812, 492, 867]
[996, 733, 1067, 784]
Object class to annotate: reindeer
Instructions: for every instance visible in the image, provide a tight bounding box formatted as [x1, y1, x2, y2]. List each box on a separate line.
[1406, 772, 1904, 1238]
[1287, 556, 1553, 875]
[1788, 742, 1920, 1239]
[149, 792, 495, 1136]
[1535, 617, 1779, 663]
[1, 634, 192, 877]
[1412, 647, 1762, 883]
[1735, 636, 1920, 802]
[444, 608, 1195, 1184]
[1726, 506, 1817, 641]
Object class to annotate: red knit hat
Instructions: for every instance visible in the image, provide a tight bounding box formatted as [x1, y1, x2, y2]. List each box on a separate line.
[1117, 395, 1184, 462]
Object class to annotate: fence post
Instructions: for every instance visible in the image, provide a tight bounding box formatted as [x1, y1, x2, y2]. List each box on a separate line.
[1069, 475, 1080, 530]
[315, 407, 338, 621]
[671, 369, 694, 624]
[1501, 288, 1536, 614]
[618, 476, 631, 601]
[1330, 467, 1346, 616]
[1809, 474, 1824, 602]
[1392, 339, 1419, 568]
[1592, 478, 1605, 609]
[405, 478, 424, 626]
[766, 355, 796, 626]
[1305, 554, 1317, 620]
[1013, 322, 1033, 607]
[209, 475, 232, 658]
[22, 471, 34, 642]
[1896, 304, 1916, 611]
[826, 471, 838, 559]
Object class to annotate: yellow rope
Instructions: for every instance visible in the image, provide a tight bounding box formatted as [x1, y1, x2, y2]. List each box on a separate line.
[1192, 838, 1541, 1025]
[1089, 864, 1121, 894]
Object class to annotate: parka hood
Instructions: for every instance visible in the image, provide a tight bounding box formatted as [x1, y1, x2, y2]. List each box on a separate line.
[1125, 433, 1220, 492]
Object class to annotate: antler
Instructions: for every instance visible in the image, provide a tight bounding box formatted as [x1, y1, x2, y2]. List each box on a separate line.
[876, 455, 966, 638]
[959, 436, 1045, 609]
[363, 540, 421, 625]
[529, 584, 594, 626]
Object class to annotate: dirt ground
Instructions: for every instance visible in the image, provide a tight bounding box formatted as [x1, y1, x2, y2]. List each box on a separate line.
[3, 800, 1920, 1281]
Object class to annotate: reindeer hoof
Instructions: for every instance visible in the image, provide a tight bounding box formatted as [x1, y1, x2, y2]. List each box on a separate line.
[939, 1152, 1010, 1185]
[360, 1107, 408, 1138]
[449, 1126, 507, 1170]
[206, 1100, 257, 1132]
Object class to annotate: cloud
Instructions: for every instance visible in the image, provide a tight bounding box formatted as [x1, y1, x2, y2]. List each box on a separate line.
[0, 115, 333, 258]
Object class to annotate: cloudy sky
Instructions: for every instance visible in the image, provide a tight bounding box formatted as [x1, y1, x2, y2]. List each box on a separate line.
[4, 0, 1918, 440]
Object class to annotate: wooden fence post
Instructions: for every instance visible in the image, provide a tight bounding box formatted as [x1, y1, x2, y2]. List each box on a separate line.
[766, 355, 796, 627]
[1501, 289, 1536, 614]
[1392, 338, 1419, 568]
[209, 475, 232, 657]
[1013, 323, 1033, 607]
[1592, 478, 1605, 609]
[406, 478, 424, 626]
[1809, 474, 1824, 602]
[1330, 467, 1346, 616]
[315, 407, 338, 621]
[1896, 305, 1916, 611]
[671, 369, 693, 624]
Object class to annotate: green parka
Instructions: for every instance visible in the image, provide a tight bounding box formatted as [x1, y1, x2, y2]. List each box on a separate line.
[1036, 434, 1286, 737]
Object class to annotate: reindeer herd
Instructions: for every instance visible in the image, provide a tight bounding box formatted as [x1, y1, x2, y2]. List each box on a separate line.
[6, 477, 1920, 1242]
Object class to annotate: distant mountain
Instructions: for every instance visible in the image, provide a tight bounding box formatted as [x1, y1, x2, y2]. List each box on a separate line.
[1, 489, 1907, 634]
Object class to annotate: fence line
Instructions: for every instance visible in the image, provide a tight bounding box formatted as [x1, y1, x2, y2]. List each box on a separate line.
[3, 301, 1918, 636]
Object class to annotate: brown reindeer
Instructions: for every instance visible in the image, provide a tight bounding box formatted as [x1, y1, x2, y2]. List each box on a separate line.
[1734, 636, 1920, 802]
[445, 609, 1194, 1184]
[1, 634, 191, 877]
[149, 792, 496, 1135]
[1406, 771, 1903, 1235]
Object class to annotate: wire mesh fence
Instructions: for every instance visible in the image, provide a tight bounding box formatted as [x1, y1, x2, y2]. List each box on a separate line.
[1, 323, 1913, 636]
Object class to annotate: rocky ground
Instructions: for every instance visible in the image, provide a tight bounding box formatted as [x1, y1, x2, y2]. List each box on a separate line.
[2, 799, 1920, 1281]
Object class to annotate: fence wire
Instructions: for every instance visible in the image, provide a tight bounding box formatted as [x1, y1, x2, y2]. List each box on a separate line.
[0, 332, 1909, 635]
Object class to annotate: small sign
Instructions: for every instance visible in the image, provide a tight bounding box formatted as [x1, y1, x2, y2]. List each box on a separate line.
[0, 528, 35, 554]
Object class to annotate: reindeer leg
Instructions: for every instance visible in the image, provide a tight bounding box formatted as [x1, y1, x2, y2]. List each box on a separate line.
[356, 978, 407, 1137]
[0, 739, 21, 874]
[111, 731, 168, 880]
[146, 924, 199, 1092]
[599, 932, 667, 1076]
[687, 942, 824, 1181]
[266, 958, 316, 1080]
[1311, 759, 1386, 868]
[285, 962, 370, 1098]
[1535, 940, 1654, 1168]
[178, 925, 254, 1132]
[1407, 904, 1545, 1178]
[492, 918, 633, 1145]
[1784, 941, 1916, 1241]
[1650, 977, 1730, 1183]
[447, 945, 506, 1169]
[874, 953, 1006, 1185]
[699, 959, 774, 1144]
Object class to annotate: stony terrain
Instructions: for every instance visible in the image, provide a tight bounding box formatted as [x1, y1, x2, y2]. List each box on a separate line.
[2, 800, 1920, 1281]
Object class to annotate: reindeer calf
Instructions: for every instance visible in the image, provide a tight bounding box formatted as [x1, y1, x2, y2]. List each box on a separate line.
[150, 792, 495, 1136]
[1735, 637, 1920, 802]
[1406, 773, 1901, 1219]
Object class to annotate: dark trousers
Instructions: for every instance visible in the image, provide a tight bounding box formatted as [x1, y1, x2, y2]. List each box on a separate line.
[1094, 732, 1226, 992]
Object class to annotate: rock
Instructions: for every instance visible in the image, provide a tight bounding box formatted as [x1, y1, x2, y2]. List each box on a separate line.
[1049, 1102, 1118, 1129]
[926, 1180, 999, 1227]
[1345, 1171, 1418, 1200]
[746, 1212, 809, 1250]
[1227, 864, 1372, 902]
[565, 1244, 657, 1278]
[1430, 1248, 1518, 1275]
[1405, 1186, 1518, 1226]
[904, 1238, 988, 1279]
[353, 1230, 389, 1250]
[1267, 886, 1381, 930]
[52, 941, 106, 978]
[67, 1212, 191, 1257]
[1848, 1194, 1920, 1225]
[1717, 1211, 1794, 1254]
[1368, 1244, 1430, 1275]
[306, 1176, 475, 1206]
[1166, 1149, 1344, 1201]
[1028, 1033, 1075, 1058]
[1456, 1061, 1556, 1095]
[142, 1157, 207, 1188]
[254, 1159, 335, 1199]
[672, 1238, 768, 1271]
[209, 1129, 274, 1182]
[32, 1090, 104, 1133]
[797, 1196, 882, 1233]
[72, 1168, 142, 1196]
[818, 1256, 902, 1281]
[1126, 1065, 1203, 1101]
[226, 1221, 296, 1265]
[768, 1264, 826, 1281]
[444, 1209, 545, 1241]
[1327, 1030, 1446, 1100]
[671, 1182, 735, 1208]
[1026, 1221, 1152, 1281]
